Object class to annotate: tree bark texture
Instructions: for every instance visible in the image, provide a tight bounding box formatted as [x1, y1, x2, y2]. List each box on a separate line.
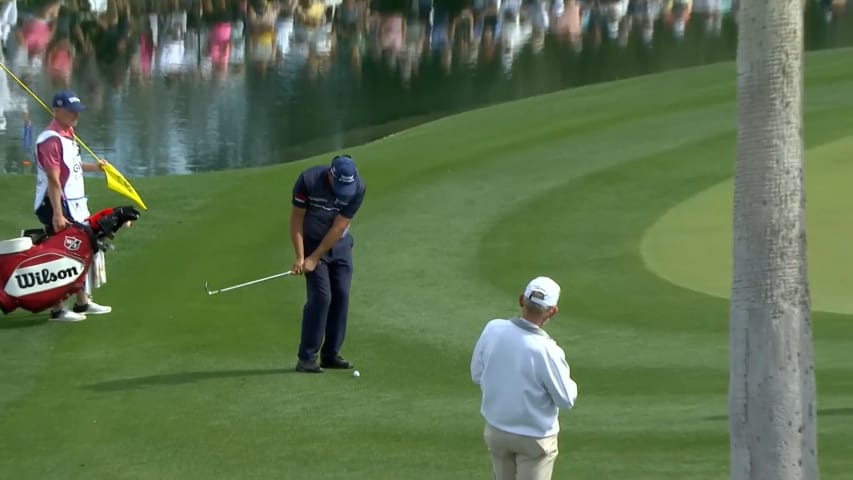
[730, 0, 818, 479]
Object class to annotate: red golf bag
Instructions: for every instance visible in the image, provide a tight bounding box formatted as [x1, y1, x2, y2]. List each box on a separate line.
[0, 206, 141, 315]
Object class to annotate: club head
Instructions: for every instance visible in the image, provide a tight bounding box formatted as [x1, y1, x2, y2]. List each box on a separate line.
[95, 206, 141, 239]
[204, 282, 213, 295]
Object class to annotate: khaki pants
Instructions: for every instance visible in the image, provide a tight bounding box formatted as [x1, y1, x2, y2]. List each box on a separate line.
[483, 423, 559, 480]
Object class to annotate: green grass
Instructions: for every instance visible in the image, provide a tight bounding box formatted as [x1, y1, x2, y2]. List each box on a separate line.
[642, 134, 853, 315]
[1, 48, 852, 479]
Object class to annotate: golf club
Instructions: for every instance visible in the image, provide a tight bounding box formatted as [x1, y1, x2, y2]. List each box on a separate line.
[204, 271, 294, 295]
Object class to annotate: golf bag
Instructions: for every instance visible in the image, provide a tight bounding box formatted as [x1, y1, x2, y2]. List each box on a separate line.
[0, 206, 141, 315]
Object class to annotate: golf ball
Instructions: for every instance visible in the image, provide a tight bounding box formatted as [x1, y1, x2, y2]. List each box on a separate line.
[352, 370, 360, 378]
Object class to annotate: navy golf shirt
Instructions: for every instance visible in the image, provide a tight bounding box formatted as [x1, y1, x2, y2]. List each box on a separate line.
[292, 165, 366, 243]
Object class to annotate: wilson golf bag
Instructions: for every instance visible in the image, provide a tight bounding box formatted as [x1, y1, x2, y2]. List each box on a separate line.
[0, 206, 141, 315]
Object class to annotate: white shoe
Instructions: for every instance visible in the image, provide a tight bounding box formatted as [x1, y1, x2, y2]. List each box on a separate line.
[49, 309, 87, 322]
[74, 301, 112, 315]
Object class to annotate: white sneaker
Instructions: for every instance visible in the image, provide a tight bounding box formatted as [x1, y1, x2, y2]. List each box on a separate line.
[74, 301, 112, 315]
[50, 309, 87, 322]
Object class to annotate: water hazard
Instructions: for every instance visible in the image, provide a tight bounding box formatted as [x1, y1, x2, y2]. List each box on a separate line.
[1, 0, 851, 176]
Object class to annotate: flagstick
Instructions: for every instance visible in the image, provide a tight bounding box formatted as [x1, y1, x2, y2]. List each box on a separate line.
[0, 61, 148, 211]
[0, 61, 103, 163]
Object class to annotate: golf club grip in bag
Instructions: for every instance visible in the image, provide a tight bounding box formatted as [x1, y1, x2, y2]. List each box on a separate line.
[0, 206, 141, 315]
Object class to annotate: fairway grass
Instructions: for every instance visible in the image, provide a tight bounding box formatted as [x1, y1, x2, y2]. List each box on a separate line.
[1, 48, 852, 479]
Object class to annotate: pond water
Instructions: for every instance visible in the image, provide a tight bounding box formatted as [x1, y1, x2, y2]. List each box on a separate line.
[0, 0, 851, 176]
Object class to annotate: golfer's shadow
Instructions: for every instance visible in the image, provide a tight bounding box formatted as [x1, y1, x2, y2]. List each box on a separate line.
[82, 368, 294, 392]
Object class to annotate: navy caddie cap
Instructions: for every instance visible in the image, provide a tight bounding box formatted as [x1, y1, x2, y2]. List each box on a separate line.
[52, 90, 86, 113]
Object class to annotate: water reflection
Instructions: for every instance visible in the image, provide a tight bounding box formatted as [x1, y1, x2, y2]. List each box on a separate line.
[0, 0, 851, 176]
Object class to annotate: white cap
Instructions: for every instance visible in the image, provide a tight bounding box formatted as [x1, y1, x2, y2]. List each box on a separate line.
[523, 276, 561, 308]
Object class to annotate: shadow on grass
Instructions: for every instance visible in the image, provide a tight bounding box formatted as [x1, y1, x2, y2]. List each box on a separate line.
[704, 408, 853, 421]
[0, 316, 48, 330]
[82, 368, 295, 392]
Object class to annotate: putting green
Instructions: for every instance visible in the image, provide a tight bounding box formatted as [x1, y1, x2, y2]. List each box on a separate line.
[640, 135, 853, 315]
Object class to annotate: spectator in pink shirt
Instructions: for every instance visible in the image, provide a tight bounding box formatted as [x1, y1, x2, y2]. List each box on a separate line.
[33, 90, 112, 322]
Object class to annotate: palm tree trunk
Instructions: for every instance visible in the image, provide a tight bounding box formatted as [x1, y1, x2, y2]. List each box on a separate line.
[730, 1, 818, 479]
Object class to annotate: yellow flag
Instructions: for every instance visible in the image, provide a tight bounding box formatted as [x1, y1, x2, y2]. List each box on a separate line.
[103, 163, 148, 211]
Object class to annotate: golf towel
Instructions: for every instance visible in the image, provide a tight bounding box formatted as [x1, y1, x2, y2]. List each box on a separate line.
[87, 251, 106, 293]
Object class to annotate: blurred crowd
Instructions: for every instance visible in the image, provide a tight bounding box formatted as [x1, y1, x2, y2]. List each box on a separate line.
[0, 0, 848, 89]
[0, 0, 848, 175]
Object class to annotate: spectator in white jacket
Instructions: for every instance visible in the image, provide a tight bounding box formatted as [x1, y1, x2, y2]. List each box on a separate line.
[0, 0, 17, 131]
[471, 275, 578, 480]
[0, 0, 16, 49]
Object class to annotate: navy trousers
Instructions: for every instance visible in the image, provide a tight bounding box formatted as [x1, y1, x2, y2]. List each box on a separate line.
[35, 197, 73, 233]
[297, 236, 354, 362]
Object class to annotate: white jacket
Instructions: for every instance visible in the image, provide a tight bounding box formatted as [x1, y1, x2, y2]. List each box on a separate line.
[471, 317, 578, 438]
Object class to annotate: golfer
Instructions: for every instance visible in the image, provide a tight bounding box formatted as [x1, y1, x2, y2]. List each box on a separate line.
[470, 276, 578, 480]
[289, 154, 366, 373]
[33, 90, 111, 322]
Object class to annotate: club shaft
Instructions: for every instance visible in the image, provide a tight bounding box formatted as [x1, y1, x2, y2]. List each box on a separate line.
[209, 271, 292, 294]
